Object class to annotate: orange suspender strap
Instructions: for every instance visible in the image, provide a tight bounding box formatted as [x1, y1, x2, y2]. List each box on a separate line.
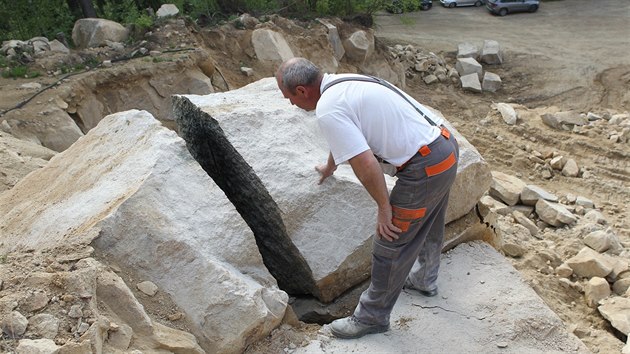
[441, 126, 451, 139]
[425, 152, 456, 177]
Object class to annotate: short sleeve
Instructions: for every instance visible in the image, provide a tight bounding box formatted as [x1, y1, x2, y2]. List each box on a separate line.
[318, 113, 370, 165]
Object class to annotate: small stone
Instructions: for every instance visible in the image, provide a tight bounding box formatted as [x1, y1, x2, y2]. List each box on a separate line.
[497, 342, 509, 348]
[137, 281, 158, 296]
[2, 311, 29, 336]
[68, 304, 83, 318]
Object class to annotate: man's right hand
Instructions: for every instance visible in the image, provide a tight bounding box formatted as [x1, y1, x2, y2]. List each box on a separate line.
[315, 152, 338, 185]
[315, 164, 336, 184]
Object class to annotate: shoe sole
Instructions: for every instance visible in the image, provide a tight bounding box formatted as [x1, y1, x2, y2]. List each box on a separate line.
[331, 325, 389, 339]
[405, 285, 438, 297]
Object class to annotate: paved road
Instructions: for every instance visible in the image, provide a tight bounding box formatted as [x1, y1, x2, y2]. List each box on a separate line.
[375, 0, 630, 69]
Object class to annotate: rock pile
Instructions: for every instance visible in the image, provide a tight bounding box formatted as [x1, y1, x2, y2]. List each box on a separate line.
[479, 171, 630, 350]
[0, 247, 204, 353]
[0, 37, 69, 63]
[388, 40, 504, 93]
[388, 44, 456, 85]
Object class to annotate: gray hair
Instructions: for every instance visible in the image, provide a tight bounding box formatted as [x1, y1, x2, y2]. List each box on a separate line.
[278, 57, 321, 93]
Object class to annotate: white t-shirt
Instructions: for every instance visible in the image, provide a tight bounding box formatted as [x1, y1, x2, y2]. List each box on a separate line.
[316, 73, 443, 166]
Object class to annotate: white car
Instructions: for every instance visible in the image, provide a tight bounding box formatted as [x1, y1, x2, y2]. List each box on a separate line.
[440, 0, 484, 8]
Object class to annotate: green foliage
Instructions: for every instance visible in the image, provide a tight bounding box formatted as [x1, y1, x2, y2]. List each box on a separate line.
[0, 0, 75, 42]
[385, 0, 420, 14]
[0, 0, 390, 45]
[1, 64, 41, 79]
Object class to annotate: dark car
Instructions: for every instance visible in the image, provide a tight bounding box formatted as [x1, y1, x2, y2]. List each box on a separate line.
[386, 0, 433, 13]
[486, 0, 539, 16]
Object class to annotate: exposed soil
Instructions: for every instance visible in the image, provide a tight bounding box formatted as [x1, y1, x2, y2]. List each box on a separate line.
[1, 0, 629, 353]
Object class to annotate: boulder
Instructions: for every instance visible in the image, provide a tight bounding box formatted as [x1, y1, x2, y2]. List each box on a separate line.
[2, 108, 83, 152]
[456, 42, 478, 59]
[0, 131, 56, 192]
[535, 199, 577, 227]
[156, 4, 179, 17]
[16, 339, 60, 353]
[0, 110, 286, 354]
[175, 77, 491, 302]
[251, 28, 294, 62]
[480, 40, 502, 64]
[72, 18, 129, 48]
[598, 297, 630, 335]
[460, 73, 482, 93]
[489, 171, 526, 206]
[342, 30, 375, 63]
[566, 247, 613, 278]
[520, 184, 558, 205]
[496, 103, 516, 125]
[584, 277, 611, 307]
[317, 19, 345, 61]
[541, 111, 588, 129]
[482, 72, 502, 92]
[455, 57, 483, 80]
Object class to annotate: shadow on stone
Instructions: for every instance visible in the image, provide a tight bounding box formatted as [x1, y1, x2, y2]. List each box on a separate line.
[173, 96, 317, 296]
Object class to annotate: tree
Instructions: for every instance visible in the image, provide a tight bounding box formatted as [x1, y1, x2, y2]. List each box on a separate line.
[67, 0, 97, 18]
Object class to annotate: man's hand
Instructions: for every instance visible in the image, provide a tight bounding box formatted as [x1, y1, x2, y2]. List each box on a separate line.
[315, 152, 337, 185]
[377, 203, 401, 242]
[315, 164, 336, 184]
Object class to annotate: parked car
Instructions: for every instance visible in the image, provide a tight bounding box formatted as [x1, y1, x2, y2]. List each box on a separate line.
[440, 0, 484, 8]
[486, 0, 539, 16]
[420, 0, 433, 10]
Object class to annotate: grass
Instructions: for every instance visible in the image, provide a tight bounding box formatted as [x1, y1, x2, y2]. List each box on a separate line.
[1, 65, 41, 79]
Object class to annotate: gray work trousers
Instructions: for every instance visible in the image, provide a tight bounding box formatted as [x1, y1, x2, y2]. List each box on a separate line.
[354, 131, 459, 326]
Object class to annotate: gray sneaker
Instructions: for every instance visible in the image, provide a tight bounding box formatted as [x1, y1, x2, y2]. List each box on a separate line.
[330, 316, 389, 339]
[404, 279, 438, 297]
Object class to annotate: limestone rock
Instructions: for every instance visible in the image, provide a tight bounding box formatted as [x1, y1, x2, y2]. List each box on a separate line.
[0, 110, 286, 354]
[502, 242, 526, 258]
[512, 211, 538, 237]
[520, 185, 558, 206]
[482, 72, 502, 92]
[16, 338, 60, 353]
[457, 42, 478, 59]
[28, 314, 60, 339]
[598, 297, 630, 335]
[251, 29, 294, 62]
[156, 4, 179, 17]
[584, 277, 611, 307]
[151, 322, 204, 354]
[562, 158, 579, 177]
[455, 57, 483, 80]
[2, 311, 28, 337]
[555, 263, 573, 278]
[460, 73, 482, 93]
[72, 19, 129, 49]
[535, 199, 577, 227]
[613, 279, 630, 295]
[317, 19, 345, 61]
[478, 195, 510, 216]
[566, 247, 613, 278]
[342, 30, 375, 63]
[496, 103, 516, 125]
[176, 78, 492, 302]
[489, 171, 526, 206]
[480, 40, 502, 65]
[541, 111, 588, 130]
[137, 281, 158, 296]
[584, 230, 615, 253]
[106, 323, 133, 350]
[3, 108, 83, 152]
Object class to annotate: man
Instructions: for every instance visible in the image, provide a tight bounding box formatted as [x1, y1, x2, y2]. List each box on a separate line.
[276, 57, 459, 339]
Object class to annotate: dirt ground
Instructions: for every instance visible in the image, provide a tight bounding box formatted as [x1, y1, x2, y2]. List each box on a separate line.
[1, 0, 629, 353]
